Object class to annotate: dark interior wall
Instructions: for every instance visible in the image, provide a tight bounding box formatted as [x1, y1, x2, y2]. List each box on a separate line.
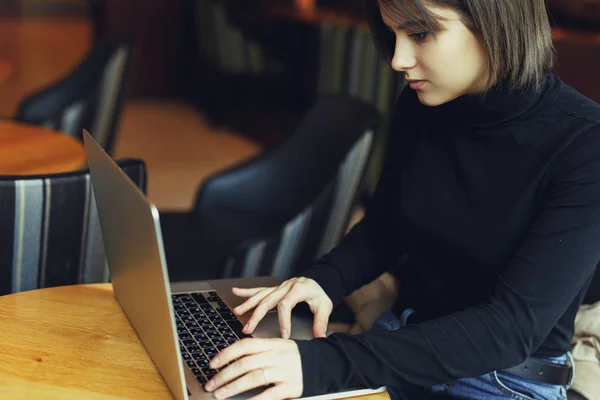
[91, 0, 188, 98]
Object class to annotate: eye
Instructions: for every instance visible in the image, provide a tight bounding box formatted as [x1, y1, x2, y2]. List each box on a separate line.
[409, 31, 429, 41]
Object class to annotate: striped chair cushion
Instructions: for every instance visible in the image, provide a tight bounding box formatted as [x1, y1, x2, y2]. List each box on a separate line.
[0, 159, 146, 295]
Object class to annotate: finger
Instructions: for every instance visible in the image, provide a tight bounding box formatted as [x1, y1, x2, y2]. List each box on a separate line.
[233, 287, 275, 316]
[245, 282, 293, 334]
[232, 287, 266, 297]
[247, 383, 294, 400]
[212, 367, 280, 400]
[312, 303, 332, 338]
[206, 353, 270, 393]
[277, 282, 309, 339]
[210, 338, 270, 369]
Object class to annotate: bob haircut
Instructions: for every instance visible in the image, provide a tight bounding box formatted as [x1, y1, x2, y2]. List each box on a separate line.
[365, 0, 554, 91]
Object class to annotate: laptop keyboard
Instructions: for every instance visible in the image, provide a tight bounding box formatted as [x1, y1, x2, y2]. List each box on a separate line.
[172, 291, 252, 387]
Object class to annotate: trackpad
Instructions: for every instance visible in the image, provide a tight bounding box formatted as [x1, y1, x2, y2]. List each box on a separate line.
[252, 313, 316, 341]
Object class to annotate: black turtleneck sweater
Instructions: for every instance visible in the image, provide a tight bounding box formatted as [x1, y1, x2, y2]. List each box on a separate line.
[294, 74, 600, 396]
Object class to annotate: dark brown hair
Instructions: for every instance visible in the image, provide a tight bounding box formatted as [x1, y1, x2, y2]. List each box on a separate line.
[366, 0, 554, 91]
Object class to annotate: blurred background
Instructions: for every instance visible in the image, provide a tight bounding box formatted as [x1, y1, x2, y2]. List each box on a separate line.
[1, 0, 599, 211]
[2, 0, 600, 285]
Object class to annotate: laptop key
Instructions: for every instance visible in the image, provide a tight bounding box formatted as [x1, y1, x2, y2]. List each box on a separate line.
[197, 375, 207, 385]
[186, 360, 196, 368]
[185, 321, 199, 329]
[196, 359, 209, 368]
[191, 293, 208, 304]
[200, 342, 214, 350]
[208, 314, 223, 323]
[212, 321, 227, 329]
[202, 366, 218, 375]
[207, 296, 220, 302]
[227, 320, 252, 339]
[200, 323, 213, 330]
[179, 333, 192, 341]
[182, 353, 192, 361]
[207, 331, 221, 340]
[221, 312, 237, 321]
[194, 314, 207, 322]
[212, 338, 226, 346]
[216, 345, 227, 351]
[205, 348, 218, 357]
[182, 339, 196, 347]
[193, 332, 207, 341]
[187, 345, 200, 353]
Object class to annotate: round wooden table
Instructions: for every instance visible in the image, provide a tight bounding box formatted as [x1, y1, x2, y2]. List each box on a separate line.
[0, 120, 86, 175]
[0, 284, 391, 400]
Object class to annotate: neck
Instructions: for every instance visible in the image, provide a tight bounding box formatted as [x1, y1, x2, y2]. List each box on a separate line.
[428, 73, 559, 129]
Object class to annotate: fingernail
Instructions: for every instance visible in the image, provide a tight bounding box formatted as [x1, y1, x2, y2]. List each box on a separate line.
[205, 380, 215, 391]
[282, 329, 289, 339]
[215, 387, 227, 398]
[243, 323, 249, 332]
[211, 357, 220, 367]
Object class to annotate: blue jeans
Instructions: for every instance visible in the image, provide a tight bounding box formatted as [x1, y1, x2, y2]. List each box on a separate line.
[372, 309, 574, 400]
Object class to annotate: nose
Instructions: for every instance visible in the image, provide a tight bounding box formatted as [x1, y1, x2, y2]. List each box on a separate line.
[391, 36, 417, 72]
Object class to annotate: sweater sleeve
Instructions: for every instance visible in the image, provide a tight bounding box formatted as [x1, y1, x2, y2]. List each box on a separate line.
[296, 125, 600, 397]
[299, 91, 410, 309]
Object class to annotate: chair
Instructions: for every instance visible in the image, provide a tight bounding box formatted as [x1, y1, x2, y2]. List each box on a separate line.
[14, 36, 134, 155]
[315, 20, 406, 192]
[160, 94, 380, 282]
[0, 159, 145, 296]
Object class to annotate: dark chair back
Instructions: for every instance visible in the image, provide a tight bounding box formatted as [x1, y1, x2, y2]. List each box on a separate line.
[15, 36, 134, 155]
[188, 95, 380, 280]
[0, 159, 145, 295]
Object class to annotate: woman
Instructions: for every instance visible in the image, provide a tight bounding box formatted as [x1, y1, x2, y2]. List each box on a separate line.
[202, 0, 600, 399]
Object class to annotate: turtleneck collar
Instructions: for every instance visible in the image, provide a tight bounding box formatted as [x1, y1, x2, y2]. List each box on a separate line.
[424, 73, 561, 130]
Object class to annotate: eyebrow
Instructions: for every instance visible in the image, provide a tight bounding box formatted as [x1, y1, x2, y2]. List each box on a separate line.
[383, 19, 427, 31]
[397, 21, 426, 30]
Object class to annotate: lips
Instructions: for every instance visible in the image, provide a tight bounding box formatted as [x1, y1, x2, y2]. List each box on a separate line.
[408, 80, 426, 90]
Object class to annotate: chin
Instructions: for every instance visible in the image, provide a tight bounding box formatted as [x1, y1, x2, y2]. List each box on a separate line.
[415, 90, 459, 107]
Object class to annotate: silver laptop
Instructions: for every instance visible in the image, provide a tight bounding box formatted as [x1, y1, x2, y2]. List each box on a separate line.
[83, 130, 386, 400]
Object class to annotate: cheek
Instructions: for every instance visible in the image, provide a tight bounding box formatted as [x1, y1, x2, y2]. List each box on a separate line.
[423, 34, 485, 86]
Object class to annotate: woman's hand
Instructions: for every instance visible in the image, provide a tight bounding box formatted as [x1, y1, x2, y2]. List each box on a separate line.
[204, 338, 303, 400]
[231, 277, 333, 339]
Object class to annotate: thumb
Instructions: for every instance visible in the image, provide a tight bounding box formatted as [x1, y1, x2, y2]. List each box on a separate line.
[312, 306, 330, 338]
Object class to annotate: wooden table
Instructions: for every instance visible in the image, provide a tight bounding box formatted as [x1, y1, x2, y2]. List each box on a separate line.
[0, 284, 391, 400]
[0, 120, 86, 175]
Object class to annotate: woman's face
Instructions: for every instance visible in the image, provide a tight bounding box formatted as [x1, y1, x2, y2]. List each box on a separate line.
[381, 5, 490, 106]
